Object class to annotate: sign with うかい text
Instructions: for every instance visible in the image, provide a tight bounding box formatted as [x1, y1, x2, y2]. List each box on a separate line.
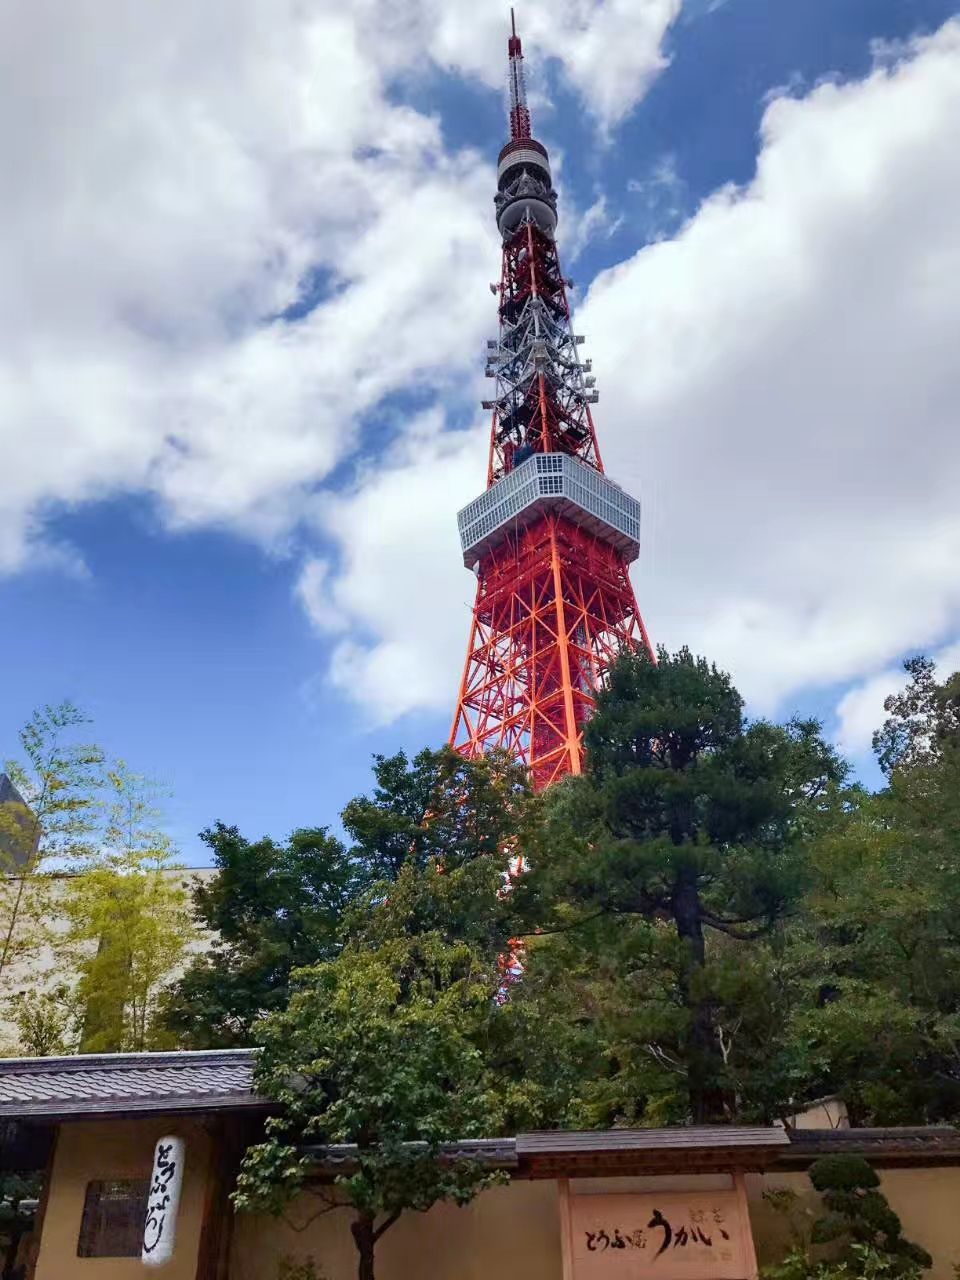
[564, 1188, 756, 1280]
[142, 1135, 185, 1268]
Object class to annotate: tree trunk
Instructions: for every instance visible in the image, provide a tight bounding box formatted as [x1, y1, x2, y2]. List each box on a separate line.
[351, 1214, 376, 1280]
[672, 871, 727, 1124]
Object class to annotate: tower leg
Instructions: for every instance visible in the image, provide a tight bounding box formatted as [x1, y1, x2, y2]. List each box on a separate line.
[451, 516, 650, 789]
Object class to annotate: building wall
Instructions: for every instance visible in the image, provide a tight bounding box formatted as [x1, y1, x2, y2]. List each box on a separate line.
[34, 1115, 213, 1280]
[230, 1178, 562, 1280]
[788, 1097, 850, 1130]
[30, 1116, 960, 1280]
[230, 1166, 960, 1280]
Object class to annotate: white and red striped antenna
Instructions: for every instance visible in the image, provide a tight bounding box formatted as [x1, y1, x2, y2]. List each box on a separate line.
[507, 9, 532, 140]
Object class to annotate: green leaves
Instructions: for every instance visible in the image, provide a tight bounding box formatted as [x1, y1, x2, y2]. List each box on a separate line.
[791, 654, 960, 1126]
[1, 701, 196, 1054]
[160, 823, 366, 1048]
[62, 764, 197, 1053]
[342, 746, 531, 879]
[163, 746, 531, 1054]
[235, 933, 507, 1274]
[585, 646, 744, 779]
[806, 1156, 931, 1275]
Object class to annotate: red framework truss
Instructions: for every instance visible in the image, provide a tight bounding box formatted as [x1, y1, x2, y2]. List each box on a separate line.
[452, 516, 652, 790]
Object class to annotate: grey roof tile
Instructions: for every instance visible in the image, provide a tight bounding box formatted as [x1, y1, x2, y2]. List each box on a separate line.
[517, 1127, 789, 1155]
[0, 1049, 261, 1118]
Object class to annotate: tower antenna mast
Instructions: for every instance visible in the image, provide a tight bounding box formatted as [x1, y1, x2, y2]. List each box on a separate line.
[507, 8, 531, 140]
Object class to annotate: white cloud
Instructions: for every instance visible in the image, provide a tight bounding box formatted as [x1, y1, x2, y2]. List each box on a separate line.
[0, 0, 492, 567]
[298, 412, 482, 724]
[305, 20, 960, 728]
[566, 193, 625, 262]
[836, 641, 960, 759]
[0, 0, 677, 572]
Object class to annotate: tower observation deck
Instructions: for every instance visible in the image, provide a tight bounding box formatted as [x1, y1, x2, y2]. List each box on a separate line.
[450, 12, 654, 789]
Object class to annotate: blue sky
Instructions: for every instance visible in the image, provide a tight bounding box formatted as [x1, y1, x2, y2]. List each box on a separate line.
[2, 0, 959, 862]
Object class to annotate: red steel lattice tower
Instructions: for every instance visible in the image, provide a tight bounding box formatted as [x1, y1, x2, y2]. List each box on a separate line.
[450, 13, 654, 790]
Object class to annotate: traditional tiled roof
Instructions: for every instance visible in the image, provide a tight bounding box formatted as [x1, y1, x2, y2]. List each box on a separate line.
[0, 1048, 261, 1119]
[516, 1126, 789, 1177]
[301, 1129, 790, 1180]
[778, 1126, 960, 1167]
[518, 1127, 789, 1154]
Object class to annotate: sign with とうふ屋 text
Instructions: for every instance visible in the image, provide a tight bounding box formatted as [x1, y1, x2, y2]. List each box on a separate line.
[565, 1188, 755, 1280]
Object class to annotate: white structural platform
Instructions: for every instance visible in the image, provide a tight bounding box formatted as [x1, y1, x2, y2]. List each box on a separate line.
[457, 452, 641, 569]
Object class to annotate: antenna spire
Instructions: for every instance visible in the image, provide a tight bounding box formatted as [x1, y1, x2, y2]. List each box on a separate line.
[507, 10, 531, 140]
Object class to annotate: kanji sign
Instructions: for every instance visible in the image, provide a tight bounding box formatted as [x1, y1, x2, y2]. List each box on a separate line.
[563, 1187, 757, 1280]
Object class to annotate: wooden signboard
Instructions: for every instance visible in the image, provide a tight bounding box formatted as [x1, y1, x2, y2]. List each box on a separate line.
[559, 1178, 758, 1280]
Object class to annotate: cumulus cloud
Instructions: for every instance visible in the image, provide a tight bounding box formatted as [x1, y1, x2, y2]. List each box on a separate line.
[305, 20, 960, 728]
[0, 0, 677, 571]
[298, 411, 482, 724]
[0, 0, 491, 567]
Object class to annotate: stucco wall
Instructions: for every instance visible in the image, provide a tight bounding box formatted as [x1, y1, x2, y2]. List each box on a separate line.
[230, 1179, 563, 1280]
[788, 1098, 850, 1130]
[32, 1119, 960, 1280]
[34, 1115, 212, 1280]
[230, 1166, 960, 1280]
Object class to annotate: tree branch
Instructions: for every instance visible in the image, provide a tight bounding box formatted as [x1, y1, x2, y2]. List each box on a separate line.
[699, 909, 772, 941]
[513, 910, 607, 939]
[373, 1209, 402, 1242]
[644, 1042, 687, 1075]
[283, 1188, 342, 1233]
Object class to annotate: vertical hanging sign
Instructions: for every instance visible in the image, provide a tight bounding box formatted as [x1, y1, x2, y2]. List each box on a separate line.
[142, 1135, 185, 1267]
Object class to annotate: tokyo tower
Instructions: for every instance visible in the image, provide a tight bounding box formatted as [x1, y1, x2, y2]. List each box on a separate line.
[450, 12, 654, 790]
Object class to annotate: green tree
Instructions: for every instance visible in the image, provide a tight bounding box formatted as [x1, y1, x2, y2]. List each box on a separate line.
[518, 648, 847, 1123]
[808, 1155, 930, 1275]
[162, 747, 529, 1049]
[233, 934, 506, 1280]
[342, 746, 530, 882]
[0, 702, 104, 987]
[346, 749, 531, 958]
[873, 655, 960, 777]
[8, 986, 76, 1056]
[231, 748, 539, 1279]
[63, 764, 197, 1052]
[788, 656, 960, 1125]
[160, 824, 366, 1048]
